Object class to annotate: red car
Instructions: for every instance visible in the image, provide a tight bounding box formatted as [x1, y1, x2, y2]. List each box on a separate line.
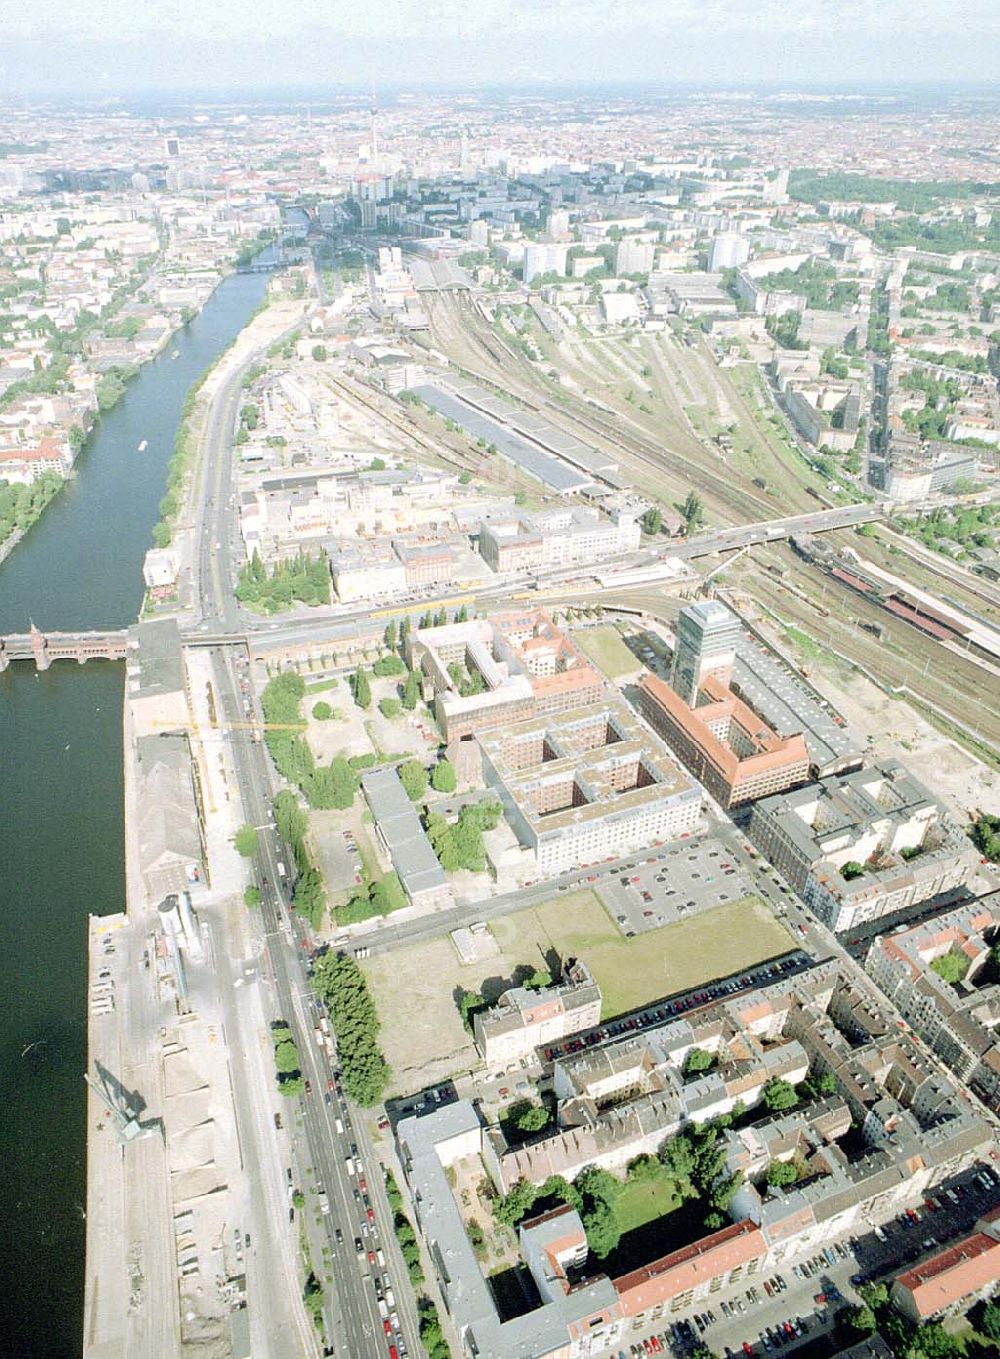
[744, 1345, 754, 1357]
[359, 1176, 367, 1192]
[327, 1077, 334, 1091]
[368, 1250, 376, 1265]
[367, 1208, 375, 1223]
[383, 1320, 392, 1336]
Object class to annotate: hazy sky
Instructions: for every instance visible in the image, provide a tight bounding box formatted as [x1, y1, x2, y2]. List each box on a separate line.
[2, 0, 997, 97]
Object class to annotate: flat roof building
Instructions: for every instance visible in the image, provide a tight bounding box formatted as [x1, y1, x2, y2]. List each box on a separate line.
[408, 609, 604, 743]
[361, 767, 452, 911]
[749, 762, 978, 932]
[479, 699, 702, 875]
[865, 896, 1000, 1112]
[671, 600, 741, 705]
[473, 960, 602, 1068]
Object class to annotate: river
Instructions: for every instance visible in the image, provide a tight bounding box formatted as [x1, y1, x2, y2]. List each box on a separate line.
[0, 267, 268, 1359]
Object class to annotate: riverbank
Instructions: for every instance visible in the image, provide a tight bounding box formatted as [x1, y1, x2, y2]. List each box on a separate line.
[0, 267, 270, 1359]
[0, 276, 227, 574]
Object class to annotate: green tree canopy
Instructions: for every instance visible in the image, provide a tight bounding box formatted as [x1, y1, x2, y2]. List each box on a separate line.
[234, 824, 259, 857]
[431, 759, 457, 794]
[399, 758, 428, 802]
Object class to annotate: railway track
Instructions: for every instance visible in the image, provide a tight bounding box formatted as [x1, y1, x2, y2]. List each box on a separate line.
[426, 293, 790, 523]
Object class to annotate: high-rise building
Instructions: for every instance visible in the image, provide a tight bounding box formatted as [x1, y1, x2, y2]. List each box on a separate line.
[614, 238, 655, 276]
[546, 208, 570, 239]
[708, 233, 750, 272]
[670, 600, 741, 704]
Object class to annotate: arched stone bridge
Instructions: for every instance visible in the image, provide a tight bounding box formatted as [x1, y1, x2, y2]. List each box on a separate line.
[0, 625, 128, 672]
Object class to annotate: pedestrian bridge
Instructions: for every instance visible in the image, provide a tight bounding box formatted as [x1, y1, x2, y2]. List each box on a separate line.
[0, 625, 128, 671]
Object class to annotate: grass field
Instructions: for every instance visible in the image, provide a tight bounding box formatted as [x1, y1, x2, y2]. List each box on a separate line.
[572, 625, 641, 679]
[613, 1173, 683, 1235]
[490, 890, 795, 1020]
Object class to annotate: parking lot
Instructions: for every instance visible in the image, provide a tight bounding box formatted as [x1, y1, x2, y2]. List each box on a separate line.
[541, 950, 812, 1063]
[601, 834, 758, 936]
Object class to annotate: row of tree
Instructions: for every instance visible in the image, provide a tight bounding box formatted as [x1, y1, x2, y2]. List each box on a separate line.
[311, 952, 389, 1105]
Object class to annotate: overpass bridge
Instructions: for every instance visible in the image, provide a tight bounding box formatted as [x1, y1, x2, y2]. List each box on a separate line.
[0, 626, 128, 672]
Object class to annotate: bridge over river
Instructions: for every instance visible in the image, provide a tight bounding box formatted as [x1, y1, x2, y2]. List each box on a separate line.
[0, 625, 128, 671]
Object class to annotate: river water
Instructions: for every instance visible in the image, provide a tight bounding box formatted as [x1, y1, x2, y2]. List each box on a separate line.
[0, 268, 268, 1359]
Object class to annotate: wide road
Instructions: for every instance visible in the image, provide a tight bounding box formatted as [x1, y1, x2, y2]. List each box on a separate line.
[209, 645, 417, 1359]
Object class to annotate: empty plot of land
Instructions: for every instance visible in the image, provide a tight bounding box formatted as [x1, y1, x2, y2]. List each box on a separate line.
[490, 890, 795, 1021]
[572, 625, 643, 679]
[364, 891, 795, 1092]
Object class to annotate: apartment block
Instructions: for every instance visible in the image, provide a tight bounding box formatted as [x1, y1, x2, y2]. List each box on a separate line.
[473, 961, 602, 1068]
[408, 609, 604, 742]
[638, 671, 810, 809]
[478, 700, 702, 875]
[865, 898, 1000, 1111]
[396, 962, 992, 1357]
[749, 762, 978, 932]
[891, 1213, 1000, 1322]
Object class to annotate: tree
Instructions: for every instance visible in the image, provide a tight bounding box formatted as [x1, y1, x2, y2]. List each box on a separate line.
[234, 824, 259, 857]
[841, 861, 865, 880]
[373, 653, 406, 677]
[274, 1038, 301, 1074]
[311, 952, 390, 1105]
[431, 759, 457, 794]
[762, 1078, 799, 1113]
[399, 758, 428, 802]
[352, 666, 371, 709]
[681, 490, 704, 535]
[458, 989, 487, 1032]
[244, 885, 262, 908]
[495, 1179, 538, 1227]
[401, 670, 421, 710]
[582, 1196, 620, 1259]
[312, 700, 333, 721]
[311, 344, 327, 362]
[292, 866, 326, 929]
[683, 1047, 713, 1075]
[767, 1160, 798, 1187]
[842, 1304, 876, 1337]
[305, 757, 359, 811]
[274, 789, 308, 846]
[516, 1104, 550, 1134]
[641, 506, 663, 535]
[979, 1302, 1000, 1341]
[379, 697, 402, 719]
[384, 619, 398, 651]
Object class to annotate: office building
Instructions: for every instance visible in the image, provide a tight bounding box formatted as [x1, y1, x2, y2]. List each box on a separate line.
[749, 763, 979, 932]
[615, 238, 656, 276]
[638, 671, 810, 809]
[478, 700, 702, 875]
[479, 504, 640, 574]
[670, 600, 742, 705]
[708, 234, 750, 272]
[407, 610, 604, 742]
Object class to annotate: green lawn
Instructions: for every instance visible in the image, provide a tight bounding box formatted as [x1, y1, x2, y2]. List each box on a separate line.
[571, 625, 642, 680]
[491, 891, 796, 1020]
[614, 1174, 683, 1235]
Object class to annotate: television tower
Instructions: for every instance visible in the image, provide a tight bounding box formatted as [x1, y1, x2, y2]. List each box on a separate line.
[369, 89, 379, 170]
